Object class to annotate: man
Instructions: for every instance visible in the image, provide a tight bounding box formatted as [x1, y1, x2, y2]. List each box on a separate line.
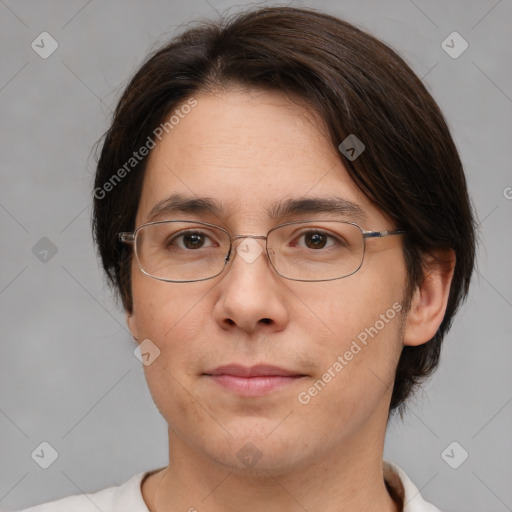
[20, 6, 475, 511]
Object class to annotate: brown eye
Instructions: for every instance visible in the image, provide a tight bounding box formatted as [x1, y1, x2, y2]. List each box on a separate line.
[167, 230, 216, 250]
[182, 232, 206, 249]
[304, 232, 328, 249]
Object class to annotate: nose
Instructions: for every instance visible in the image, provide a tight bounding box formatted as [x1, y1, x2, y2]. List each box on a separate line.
[213, 236, 289, 334]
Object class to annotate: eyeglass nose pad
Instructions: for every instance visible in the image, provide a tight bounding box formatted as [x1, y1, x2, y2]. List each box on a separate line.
[266, 247, 278, 268]
[225, 246, 233, 263]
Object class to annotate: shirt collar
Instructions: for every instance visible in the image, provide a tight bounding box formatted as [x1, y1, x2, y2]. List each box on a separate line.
[384, 461, 442, 512]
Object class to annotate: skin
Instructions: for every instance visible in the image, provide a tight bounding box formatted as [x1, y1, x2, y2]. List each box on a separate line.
[126, 87, 454, 511]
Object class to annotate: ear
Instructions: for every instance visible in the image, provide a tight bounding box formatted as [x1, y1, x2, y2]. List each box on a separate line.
[403, 250, 455, 347]
[126, 311, 140, 342]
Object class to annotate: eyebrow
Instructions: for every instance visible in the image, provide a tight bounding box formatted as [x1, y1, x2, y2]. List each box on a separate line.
[146, 193, 367, 223]
[267, 197, 367, 221]
[147, 194, 228, 222]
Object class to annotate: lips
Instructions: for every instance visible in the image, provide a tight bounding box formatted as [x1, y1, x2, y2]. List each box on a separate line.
[205, 364, 304, 378]
[203, 364, 306, 396]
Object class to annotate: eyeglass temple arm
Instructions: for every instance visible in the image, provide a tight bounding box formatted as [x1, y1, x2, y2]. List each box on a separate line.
[118, 232, 135, 243]
[362, 230, 405, 239]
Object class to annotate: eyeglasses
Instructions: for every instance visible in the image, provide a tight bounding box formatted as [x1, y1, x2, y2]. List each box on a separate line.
[118, 220, 405, 283]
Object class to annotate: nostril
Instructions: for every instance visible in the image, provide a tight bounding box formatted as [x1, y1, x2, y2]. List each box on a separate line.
[260, 318, 272, 325]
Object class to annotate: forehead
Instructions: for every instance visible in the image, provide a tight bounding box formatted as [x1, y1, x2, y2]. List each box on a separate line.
[149, 87, 335, 173]
[137, 88, 386, 227]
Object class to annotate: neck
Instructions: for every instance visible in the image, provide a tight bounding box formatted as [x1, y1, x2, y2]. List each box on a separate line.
[143, 420, 400, 512]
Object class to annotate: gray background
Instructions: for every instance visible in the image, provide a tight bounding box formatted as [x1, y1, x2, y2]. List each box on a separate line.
[1, 0, 511, 510]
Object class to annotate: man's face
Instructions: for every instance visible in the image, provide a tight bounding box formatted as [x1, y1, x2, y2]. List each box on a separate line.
[128, 88, 407, 472]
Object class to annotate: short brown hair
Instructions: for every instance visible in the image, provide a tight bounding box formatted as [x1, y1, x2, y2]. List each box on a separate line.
[93, 6, 476, 415]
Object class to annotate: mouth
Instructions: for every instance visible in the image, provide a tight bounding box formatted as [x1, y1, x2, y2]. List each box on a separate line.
[203, 364, 307, 396]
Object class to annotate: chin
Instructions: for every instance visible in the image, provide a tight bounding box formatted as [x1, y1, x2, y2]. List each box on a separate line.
[202, 422, 309, 475]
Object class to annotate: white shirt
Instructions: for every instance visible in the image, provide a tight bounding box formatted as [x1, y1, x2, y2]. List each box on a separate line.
[16, 461, 441, 511]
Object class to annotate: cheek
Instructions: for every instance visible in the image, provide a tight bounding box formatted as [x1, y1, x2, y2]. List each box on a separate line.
[297, 304, 404, 435]
[297, 264, 405, 346]
[130, 272, 213, 387]
[130, 264, 212, 342]
[131, 274, 217, 432]
[294, 264, 406, 414]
